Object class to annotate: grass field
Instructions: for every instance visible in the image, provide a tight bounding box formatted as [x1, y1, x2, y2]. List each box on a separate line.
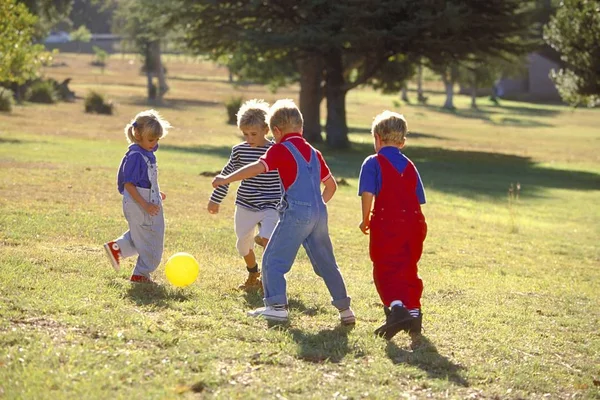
[0, 53, 599, 399]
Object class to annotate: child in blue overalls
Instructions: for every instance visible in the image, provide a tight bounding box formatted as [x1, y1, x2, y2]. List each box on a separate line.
[103, 109, 172, 283]
[358, 110, 427, 340]
[212, 99, 355, 324]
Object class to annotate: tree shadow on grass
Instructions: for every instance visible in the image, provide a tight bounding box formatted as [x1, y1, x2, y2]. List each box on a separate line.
[386, 335, 468, 387]
[324, 142, 600, 200]
[125, 282, 192, 308]
[125, 96, 221, 110]
[165, 142, 600, 201]
[348, 126, 451, 141]
[420, 103, 557, 127]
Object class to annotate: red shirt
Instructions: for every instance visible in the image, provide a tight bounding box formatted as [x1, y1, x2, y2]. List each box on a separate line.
[259, 133, 332, 191]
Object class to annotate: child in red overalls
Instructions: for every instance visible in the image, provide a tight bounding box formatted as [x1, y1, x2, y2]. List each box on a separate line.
[358, 111, 427, 340]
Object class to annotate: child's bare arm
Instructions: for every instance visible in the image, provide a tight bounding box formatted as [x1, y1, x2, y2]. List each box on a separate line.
[124, 182, 160, 216]
[322, 176, 337, 203]
[359, 192, 374, 234]
[212, 161, 266, 187]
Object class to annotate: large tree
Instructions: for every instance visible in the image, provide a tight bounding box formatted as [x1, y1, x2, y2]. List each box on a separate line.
[113, 0, 172, 102]
[544, 0, 600, 107]
[1, 0, 54, 101]
[174, 0, 534, 148]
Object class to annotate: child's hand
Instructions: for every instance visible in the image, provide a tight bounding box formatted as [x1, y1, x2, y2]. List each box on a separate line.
[212, 175, 227, 188]
[359, 220, 370, 235]
[144, 202, 161, 216]
[207, 201, 219, 214]
[160, 191, 166, 201]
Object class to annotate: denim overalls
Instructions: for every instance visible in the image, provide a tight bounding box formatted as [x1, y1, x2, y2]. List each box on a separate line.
[115, 151, 164, 278]
[261, 141, 351, 310]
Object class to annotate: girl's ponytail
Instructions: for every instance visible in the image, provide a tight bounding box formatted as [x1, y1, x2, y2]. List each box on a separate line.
[124, 123, 136, 144]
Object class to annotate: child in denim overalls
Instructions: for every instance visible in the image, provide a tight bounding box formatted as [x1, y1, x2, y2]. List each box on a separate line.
[358, 111, 427, 340]
[103, 109, 171, 283]
[212, 99, 355, 324]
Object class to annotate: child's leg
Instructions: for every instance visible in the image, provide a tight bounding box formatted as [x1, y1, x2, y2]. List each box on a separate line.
[128, 204, 165, 278]
[302, 214, 351, 311]
[261, 212, 311, 306]
[234, 207, 264, 265]
[115, 230, 137, 259]
[256, 209, 279, 248]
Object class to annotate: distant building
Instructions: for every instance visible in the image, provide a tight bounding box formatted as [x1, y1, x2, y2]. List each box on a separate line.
[44, 34, 122, 54]
[496, 50, 562, 102]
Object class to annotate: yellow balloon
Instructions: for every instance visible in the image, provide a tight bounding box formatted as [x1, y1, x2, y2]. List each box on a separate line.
[165, 252, 199, 287]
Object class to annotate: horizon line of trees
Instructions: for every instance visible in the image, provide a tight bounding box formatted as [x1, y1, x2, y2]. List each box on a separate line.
[3, 0, 599, 148]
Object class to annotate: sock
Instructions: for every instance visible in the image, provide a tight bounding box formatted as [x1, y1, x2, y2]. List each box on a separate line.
[247, 264, 259, 273]
[390, 300, 404, 308]
[408, 308, 420, 318]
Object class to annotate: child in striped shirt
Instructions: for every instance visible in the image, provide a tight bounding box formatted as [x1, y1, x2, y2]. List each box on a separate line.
[207, 99, 282, 291]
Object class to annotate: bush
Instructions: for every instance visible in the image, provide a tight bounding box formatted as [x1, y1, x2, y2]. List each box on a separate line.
[225, 96, 244, 124]
[84, 91, 113, 115]
[25, 80, 58, 103]
[0, 88, 14, 112]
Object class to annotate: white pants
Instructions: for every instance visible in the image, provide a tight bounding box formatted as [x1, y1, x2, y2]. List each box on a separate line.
[234, 206, 278, 257]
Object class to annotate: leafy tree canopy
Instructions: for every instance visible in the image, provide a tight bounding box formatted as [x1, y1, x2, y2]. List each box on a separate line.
[1, 0, 54, 86]
[544, 0, 600, 107]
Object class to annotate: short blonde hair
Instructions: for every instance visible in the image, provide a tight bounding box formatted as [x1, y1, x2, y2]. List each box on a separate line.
[267, 99, 303, 133]
[124, 109, 171, 144]
[371, 110, 408, 145]
[237, 99, 270, 131]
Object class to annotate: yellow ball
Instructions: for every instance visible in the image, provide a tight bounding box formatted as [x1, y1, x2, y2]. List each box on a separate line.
[165, 252, 199, 287]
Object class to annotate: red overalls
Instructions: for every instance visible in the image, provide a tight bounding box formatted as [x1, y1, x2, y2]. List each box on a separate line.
[369, 154, 427, 309]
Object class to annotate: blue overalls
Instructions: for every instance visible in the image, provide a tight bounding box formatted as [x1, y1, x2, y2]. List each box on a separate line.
[261, 141, 351, 310]
[115, 152, 164, 278]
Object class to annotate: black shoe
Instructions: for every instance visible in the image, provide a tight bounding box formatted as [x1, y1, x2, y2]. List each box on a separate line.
[374, 305, 414, 340]
[409, 311, 422, 336]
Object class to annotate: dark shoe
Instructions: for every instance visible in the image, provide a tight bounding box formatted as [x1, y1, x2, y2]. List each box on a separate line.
[409, 312, 422, 336]
[374, 305, 413, 340]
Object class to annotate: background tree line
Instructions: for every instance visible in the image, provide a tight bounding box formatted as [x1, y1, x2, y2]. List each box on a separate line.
[2, 0, 599, 147]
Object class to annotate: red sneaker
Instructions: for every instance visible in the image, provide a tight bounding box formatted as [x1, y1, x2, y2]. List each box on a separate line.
[130, 274, 154, 284]
[103, 241, 121, 272]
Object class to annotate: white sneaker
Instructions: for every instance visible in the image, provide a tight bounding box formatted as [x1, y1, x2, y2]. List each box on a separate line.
[247, 305, 288, 322]
[339, 308, 356, 325]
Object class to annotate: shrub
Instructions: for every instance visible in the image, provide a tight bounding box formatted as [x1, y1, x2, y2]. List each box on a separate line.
[225, 96, 244, 124]
[0, 88, 14, 112]
[25, 80, 58, 103]
[84, 91, 113, 115]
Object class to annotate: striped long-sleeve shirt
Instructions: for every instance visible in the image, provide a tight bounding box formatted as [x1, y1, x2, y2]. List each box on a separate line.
[210, 141, 282, 211]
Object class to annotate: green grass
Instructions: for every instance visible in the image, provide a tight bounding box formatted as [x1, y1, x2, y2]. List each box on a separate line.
[0, 54, 599, 399]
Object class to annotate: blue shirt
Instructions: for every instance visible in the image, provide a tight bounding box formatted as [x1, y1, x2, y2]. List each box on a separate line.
[358, 146, 426, 204]
[117, 144, 158, 194]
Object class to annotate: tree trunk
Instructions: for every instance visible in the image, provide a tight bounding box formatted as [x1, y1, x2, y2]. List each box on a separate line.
[324, 49, 349, 149]
[298, 55, 323, 144]
[151, 40, 169, 102]
[401, 84, 409, 103]
[442, 65, 458, 110]
[417, 62, 425, 103]
[471, 75, 478, 109]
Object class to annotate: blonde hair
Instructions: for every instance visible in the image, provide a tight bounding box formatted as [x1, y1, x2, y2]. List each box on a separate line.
[371, 110, 408, 145]
[237, 99, 269, 131]
[124, 109, 172, 144]
[267, 99, 303, 133]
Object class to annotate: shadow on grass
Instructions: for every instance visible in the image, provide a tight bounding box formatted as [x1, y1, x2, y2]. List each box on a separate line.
[419, 103, 557, 128]
[348, 126, 450, 141]
[0, 137, 23, 144]
[288, 325, 354, 363]
[323, 142, 600, 199]
[165, 142, 600, 200]
[125, 283, 192, 308]
[125, 96, 222, 110]
[386, 335, 468, 387]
